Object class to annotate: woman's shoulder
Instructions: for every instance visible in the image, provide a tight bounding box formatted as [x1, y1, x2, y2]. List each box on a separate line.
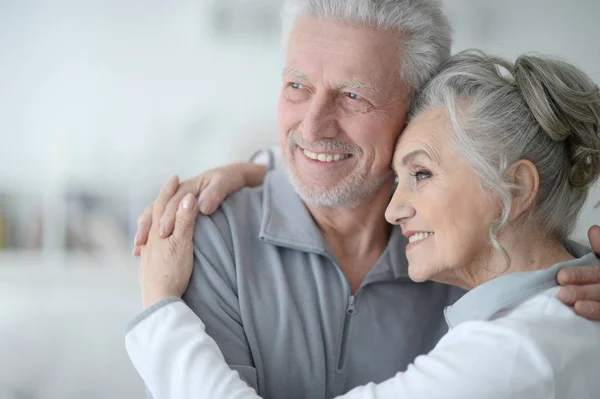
[488, 286, 599, 339]
[492, 287, 600, 396]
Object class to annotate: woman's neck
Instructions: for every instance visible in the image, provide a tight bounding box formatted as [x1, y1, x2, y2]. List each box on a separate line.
[445, 228, 575, 291]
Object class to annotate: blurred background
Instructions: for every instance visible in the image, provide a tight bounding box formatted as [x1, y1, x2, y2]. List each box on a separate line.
[0, 0, 599, 398]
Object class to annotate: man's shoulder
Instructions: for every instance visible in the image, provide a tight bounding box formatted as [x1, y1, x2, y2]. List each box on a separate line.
[192, 185, 266, 250]
[220, 184, 266, 224]
[187, 185, 269, 296]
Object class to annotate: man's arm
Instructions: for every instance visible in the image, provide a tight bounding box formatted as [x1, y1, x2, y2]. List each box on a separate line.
[181, 210, 258, 389]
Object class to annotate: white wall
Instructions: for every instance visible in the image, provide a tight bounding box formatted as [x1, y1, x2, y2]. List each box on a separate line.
[0, 0, 282, 196]
[0, 252, 144, 399]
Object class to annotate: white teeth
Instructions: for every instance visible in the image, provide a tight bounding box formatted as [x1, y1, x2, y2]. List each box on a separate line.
[303, 149, 350, 163]
[305, 150, 318, 160]
[408, 232, 434, 244]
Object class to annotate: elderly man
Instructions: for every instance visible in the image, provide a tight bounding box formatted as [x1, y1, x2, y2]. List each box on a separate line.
[130, 1, 600, 398]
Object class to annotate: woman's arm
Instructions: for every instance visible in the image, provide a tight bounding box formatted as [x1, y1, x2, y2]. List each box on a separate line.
[126, 299, 554, 399]
[126, 299, 263, 399]
[127, 188, 557, 399]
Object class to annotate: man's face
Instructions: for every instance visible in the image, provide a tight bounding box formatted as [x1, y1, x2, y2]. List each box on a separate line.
[278, 17, 412, 208]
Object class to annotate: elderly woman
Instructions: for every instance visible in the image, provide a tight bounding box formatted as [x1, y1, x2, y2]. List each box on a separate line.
[126, 51, 600, 398]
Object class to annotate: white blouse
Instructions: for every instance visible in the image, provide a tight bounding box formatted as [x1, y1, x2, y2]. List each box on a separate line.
[126, 254, 600, 399]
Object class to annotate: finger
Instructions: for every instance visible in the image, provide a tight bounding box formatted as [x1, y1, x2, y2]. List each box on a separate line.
[161, 179, 203, 237]
[556, 265, 600, 286]
[197, 174, 234, 215]
[574, 300, 600, 321]
[588, 225, 600, 256]
[170, 193, 199, 244]
[152, 175, 180, 237]
[557, 284, 600, 305]
[135, 204, 154, 246]
[197, 185, 226, 215]
[133, 245, 141, 257]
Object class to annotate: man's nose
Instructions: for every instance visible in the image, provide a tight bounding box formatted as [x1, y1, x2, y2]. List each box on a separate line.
[385, 184, 416, 225]
[299, 92, 337, 143]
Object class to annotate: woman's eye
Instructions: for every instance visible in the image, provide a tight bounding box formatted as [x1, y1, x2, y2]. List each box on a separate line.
[290, 82, 304, 89]
[346, 92, 361, 100]
[411, 169, 432, 182]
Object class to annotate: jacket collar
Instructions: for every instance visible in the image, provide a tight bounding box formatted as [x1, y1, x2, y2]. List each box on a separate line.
[258, 167, 410, 281]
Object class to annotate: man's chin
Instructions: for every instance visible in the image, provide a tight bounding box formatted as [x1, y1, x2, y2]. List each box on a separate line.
[290, 180, 347, 208]
[284, 161, 388, 209]
[287, 176, 358, 208]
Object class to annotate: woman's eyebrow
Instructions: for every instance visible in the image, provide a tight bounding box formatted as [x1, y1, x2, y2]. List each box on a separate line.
[401, 149, 433, 166]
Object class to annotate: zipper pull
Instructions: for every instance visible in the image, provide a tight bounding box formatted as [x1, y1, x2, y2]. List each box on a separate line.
[346, 295, 356, 315]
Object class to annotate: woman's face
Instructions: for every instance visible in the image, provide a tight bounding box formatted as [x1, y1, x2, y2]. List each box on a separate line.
[385, 107, 500, 286]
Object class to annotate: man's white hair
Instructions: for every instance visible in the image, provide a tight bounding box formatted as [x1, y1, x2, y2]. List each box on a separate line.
[280, 0, 452, 90]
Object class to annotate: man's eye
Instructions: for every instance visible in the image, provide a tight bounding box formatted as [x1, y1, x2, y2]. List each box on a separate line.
[346, 92, 361, 100]
[290, 82, 304, 89]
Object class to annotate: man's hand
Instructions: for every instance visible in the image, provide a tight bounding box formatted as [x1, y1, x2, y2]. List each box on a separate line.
[139, 192, 199, 309]
[133, 163, 268, 256]
[557, 225, 600, 320]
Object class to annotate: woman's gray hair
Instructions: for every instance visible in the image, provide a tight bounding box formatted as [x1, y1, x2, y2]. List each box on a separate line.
[280, 0, 452, 91]
[411, 50, 600, 263]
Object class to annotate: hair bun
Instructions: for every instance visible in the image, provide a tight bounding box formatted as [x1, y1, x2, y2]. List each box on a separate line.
[514, 55, 600, 188]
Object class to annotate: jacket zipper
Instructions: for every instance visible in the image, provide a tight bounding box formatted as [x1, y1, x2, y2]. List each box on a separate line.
[336, 294, 356, 371]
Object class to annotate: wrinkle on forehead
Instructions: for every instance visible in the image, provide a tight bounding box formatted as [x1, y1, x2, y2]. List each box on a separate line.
[284, 17, 410, 103]
[394, 109, 451, 166]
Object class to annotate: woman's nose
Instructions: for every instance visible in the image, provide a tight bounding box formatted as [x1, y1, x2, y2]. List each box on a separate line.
[385, 186, 415, 225]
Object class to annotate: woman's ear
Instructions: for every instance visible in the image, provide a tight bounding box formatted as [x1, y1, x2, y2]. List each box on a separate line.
[507, 159, 539, 222]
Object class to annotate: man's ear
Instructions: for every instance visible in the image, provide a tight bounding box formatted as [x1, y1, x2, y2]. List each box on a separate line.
[507, 159, 539, 222]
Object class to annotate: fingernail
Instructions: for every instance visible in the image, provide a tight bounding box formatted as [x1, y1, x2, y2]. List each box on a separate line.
[558, 287, 575, 303]
[134, 233, 139, 245]
[182, 194, 194, 210]
[581, 302, 594, 316]
[198, 200, 207, 213]
[159, 224, 165, 237]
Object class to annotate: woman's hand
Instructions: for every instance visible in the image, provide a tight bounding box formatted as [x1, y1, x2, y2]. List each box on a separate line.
[138, 190, 199, 309]
[557, 225, 600, 320]
[133, 163, 268, 256]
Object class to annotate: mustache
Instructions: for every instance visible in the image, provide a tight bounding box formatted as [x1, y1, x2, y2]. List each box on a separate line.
[289, 132, 362, 154]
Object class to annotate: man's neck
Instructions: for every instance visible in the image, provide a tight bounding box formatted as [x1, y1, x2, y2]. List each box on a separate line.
[306, 177, 396, 292]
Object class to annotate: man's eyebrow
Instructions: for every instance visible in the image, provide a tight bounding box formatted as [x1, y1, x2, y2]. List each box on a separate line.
[282, 68, 376, 93]
[335, 80, 377, 93]
[283, 67, 308, 80]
